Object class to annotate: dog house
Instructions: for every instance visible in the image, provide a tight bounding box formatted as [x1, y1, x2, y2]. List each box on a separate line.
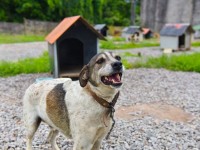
[193, 25, 200, 39]
[45, 16, 105, 78]
[94, 24, 109, 36]
[121, 26, 143, 42]
[160, 23, 194, 51]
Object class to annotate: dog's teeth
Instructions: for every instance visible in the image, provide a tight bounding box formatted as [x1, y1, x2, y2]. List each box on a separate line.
[105, 77, 108, 81]
[116, 74, 120, 80]
[112, 79, 117, 83]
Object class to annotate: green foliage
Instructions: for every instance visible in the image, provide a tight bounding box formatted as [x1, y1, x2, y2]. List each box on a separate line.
[102, 0, 130, 25]
[0, 0, 133, 26]
[0, 52, 50, 77]
[16, 0, 47, 21]
[133, 53, 200, 73]
[0, 34, 45, 44]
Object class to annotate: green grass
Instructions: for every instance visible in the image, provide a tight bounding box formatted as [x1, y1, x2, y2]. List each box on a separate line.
[0, 52, 50, 77]
[122, 52, 138, 57]
[122, 59, 134, 69]
[100, 38, 159, 49]
[0, 34, 45, 44]
[192, 41, 200, 47]
[133, 52, 200, 73]
[109, 37, 126, 42]
[101, 37, 200, 50]
[1, 51, 200, 77]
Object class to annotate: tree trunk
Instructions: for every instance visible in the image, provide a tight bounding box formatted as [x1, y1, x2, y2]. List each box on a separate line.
[130, 0, 135, 25]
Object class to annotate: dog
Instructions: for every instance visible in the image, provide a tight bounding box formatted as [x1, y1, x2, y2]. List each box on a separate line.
[23, 52, 124, 150]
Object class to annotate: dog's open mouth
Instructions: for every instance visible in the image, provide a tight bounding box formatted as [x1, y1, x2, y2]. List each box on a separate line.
[101, 73, 122, 87]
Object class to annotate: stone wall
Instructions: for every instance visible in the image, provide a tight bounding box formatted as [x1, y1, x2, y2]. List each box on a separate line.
[141, 0, 200, 32]
[0, 22, 24, 34]
[24, 19, 58, 35]
[0, 19, 58, 35]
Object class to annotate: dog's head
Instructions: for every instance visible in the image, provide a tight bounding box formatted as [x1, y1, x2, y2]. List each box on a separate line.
[79, 52, 124, 89]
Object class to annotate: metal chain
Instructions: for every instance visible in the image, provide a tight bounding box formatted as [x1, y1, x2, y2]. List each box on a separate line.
[106, 106, 116, 140]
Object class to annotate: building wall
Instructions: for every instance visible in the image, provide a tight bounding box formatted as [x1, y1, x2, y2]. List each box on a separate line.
[141, 0, 200, 32]
[160, 36, 178, 49]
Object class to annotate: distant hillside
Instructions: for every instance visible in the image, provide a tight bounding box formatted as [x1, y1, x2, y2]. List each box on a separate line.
[141, 0, 200, 32]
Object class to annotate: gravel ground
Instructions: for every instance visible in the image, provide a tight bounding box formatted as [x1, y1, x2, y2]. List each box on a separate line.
[0, 42, 200, 149]
[0, 68, 200, 150]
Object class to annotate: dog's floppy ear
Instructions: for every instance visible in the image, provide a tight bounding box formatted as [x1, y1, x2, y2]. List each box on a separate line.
[79, 65, 89, 87]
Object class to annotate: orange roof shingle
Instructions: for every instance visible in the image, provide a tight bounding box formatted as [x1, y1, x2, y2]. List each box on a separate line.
[45, 15, 105, 44]
[142, 28, 150, 34]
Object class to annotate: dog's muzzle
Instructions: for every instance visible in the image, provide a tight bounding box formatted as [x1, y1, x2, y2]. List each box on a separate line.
[101, 61, 123, 87]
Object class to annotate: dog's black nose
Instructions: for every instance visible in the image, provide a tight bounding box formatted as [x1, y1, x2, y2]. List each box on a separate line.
[112, 62, 122, 70]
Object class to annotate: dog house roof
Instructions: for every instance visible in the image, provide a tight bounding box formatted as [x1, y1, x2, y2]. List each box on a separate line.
[160, 23, 194, 37]
[142, 28, 151, 35]
[123, 26, 143, 34]
[46, 15, 105, 44]
[94, 24, 108, 30]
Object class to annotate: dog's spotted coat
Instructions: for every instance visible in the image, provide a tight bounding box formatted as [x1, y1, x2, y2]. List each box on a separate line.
[23, 52, 124, 150]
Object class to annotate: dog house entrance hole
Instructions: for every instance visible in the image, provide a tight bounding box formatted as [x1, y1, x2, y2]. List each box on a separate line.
[178, 34, 185, 48]
[58, 38, 83, 77]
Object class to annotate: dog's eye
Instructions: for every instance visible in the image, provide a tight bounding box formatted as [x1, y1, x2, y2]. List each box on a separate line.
[115, 56, 121, 61]
[96, 58, 105, 64]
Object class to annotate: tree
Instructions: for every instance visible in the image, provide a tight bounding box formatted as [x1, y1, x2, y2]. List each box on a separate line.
[92, 0, 103, 23]
[82, 0, 94, 23]
[0, 0, 134, 26]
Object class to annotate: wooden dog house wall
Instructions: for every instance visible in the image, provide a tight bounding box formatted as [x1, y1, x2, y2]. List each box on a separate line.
[46, 16, 105, 78]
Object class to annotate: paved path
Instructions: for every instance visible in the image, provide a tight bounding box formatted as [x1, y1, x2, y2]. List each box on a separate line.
[0, 42, 47, 62]
[0, 42, 199, 62]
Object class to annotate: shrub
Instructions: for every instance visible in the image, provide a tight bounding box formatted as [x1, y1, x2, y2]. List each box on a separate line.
[133, 53, 200, 73]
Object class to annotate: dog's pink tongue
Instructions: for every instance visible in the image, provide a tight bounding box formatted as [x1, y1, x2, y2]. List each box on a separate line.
[111, 74, 121, 82]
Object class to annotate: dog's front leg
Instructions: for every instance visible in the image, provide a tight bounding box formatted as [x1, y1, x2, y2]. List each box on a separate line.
[91, 140, 102, 150]
[47, 129, 60, 150]
[91, 127, 108, 150]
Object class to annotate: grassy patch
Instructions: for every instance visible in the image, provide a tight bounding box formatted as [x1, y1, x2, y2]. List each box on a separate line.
[101, 37, 200, 50]
[0, 52, 50, 77]
[192, 42, 200, 47]
[109, 37, 126, 42]
[122, 59, 134, 69]
[100, 38, 159, 49]
[122, 52, 138, 57]
[0, 34, 45, 44]
[133, 52, 200, 73]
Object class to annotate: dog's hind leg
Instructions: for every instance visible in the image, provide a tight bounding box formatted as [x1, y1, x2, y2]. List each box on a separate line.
[25, 117, 41, 150]
[47, 129, 60, 150]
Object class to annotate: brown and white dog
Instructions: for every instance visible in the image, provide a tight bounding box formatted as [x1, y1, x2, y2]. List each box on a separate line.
[23, 52, 124, 150]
